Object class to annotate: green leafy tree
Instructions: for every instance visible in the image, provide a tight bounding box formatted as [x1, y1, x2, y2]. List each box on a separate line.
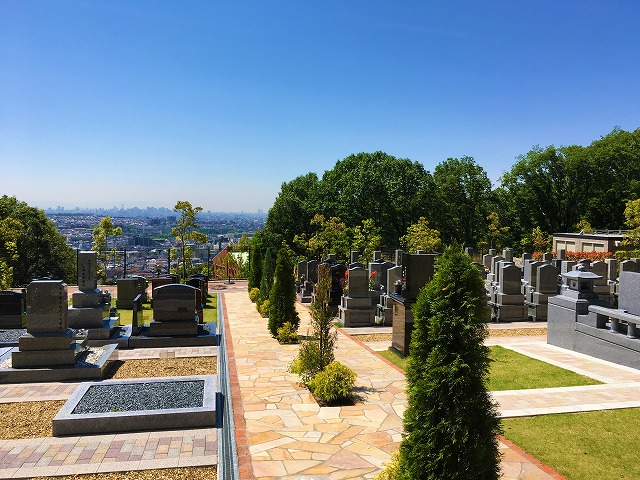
[352, 218, 382, 264]
[575, 218, 594, 234]
[432, 156, 492, 246]
[0, 217, 23, 288]
[171, 201, 207, 281]
[623, 198, 640, 247]
[485, 211, 510, 250]
[268, 245, 300, 337]
[400, 217, 441, 253]
[307, 214, 351, 262]
[0, 196, 75, 286]
[520, 226, 552, 253]
[91, 216, 123, 283]
[398, 246, 501, 479]
[317, 152, 435, 246]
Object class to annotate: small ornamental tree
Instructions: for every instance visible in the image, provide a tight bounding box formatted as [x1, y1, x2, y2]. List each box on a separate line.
[398, 246, 501, 480]
[268, 245, 300, 337]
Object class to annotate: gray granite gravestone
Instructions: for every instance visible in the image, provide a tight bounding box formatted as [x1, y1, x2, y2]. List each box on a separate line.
[149, 284, 198, 336]
[68, 252, 118, 341]
[12, 280, 81, 368]
[339, 266, 374, 326]
[0, 290, 24, 329]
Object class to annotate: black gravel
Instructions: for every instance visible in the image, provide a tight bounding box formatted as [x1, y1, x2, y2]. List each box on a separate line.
[0, 329, 26, 344]
[72, 380, 205, 414]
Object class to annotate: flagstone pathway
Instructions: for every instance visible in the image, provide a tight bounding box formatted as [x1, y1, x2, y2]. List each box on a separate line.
[223, 289, 640, 479]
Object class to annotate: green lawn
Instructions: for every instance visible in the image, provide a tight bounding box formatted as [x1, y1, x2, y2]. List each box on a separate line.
[378, 345, 601, 391]
[503, 409, 640, 480]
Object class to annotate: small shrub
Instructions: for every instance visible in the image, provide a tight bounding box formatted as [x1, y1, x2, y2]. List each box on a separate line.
[259, 299, 270, 317]
[373, 451, 399, 480]
[288, 340, 322, 384]
[308, 361, 356, 403]
[249, 287, 261, 303]
[277, 322, 299, 344]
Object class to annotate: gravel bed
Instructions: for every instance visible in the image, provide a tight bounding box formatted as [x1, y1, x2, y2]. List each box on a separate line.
[31, 466, 216, 480]
[106, 357, 216, 379]
[72, 380, 205, 414]
[351, 328, 547, 343]
[0, 346, 109, 369]
[0, 328, 26, 343]
[0, 401, 64, 439]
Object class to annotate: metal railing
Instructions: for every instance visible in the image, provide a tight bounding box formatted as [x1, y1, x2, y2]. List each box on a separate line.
[217, 293, 240, 480]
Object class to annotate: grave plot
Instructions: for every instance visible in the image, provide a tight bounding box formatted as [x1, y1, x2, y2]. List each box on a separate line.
[53, 375, 217, 436]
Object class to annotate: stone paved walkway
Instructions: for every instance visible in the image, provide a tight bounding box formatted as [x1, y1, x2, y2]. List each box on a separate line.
[0, 346, 217, 478]
[224, 290, 623, 479]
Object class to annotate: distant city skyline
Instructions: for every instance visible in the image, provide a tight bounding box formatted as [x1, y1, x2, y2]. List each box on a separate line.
[2, 1, 640, 212]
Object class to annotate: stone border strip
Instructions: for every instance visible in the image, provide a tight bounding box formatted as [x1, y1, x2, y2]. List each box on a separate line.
[221, 294, 253, 480]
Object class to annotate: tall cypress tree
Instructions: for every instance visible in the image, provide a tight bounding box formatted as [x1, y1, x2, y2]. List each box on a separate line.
[268, 245, 300, 337]
[248, 246, 262, 291]
[260, 248, 276, 299]
[398, 246, 501, 480]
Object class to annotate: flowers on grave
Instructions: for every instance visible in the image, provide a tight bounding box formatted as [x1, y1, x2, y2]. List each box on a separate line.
[369, 270, 378, 290]
[340, 269, 348, 295]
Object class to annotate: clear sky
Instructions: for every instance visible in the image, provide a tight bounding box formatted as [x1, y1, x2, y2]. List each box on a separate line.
[2, 1, 639, 213]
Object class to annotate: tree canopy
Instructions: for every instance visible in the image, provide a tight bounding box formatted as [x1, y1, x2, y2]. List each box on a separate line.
[0, 196, 75, 287]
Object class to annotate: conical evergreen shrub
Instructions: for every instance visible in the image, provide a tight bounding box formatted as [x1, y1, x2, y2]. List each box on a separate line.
[398, 245, 501, 480]
[268, 245, 300, 337]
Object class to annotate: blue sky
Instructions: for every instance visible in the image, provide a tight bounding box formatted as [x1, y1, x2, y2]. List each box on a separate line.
[1, 1, 639, 212]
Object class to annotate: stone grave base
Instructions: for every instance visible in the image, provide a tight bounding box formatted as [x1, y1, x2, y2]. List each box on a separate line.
[53, 375, 217, 436]
[128, 323, 217, 348]
[525, 302, 549, 321]
[81, 324, 132, 349]
[338, 307, 374, 327]
[488, 303, 528, 322]
[0, 343, 117, 383]
[297, 293, 312, 304]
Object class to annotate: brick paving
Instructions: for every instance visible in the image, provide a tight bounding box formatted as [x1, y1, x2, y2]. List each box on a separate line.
[0, 345, 217, 478]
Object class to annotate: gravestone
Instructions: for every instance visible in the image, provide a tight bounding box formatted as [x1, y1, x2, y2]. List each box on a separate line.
[339, 266, 374, 326]
[187, 278, 205, 322]
[620, 260, 637, 275]
[502, 248, 513, 263]
[542, 252, 553, 262]
[131, 294, 144, 335]
[557, 249, 566, 261]
[482, 254, 492, 269]
[618, 271, 640, 316]
[116, 278, 139, 309]
[297, 260, 308, 282]
[525, 263, 558, 321]
[488, 249, 497, 257]
[349, 251, 363, 269]
[149, 284, 198, 336]
[68, 252, 118, 341]
[328, 263, 347, 312]
[12, 280, 83, 368]
[605, 258, 618, 283]
[307, 260, 319, 284]
[151, 277, 173, 304]
[489, 263, 526, 321]
[0, 290, 24, 329]
[391, 253, 437, 355]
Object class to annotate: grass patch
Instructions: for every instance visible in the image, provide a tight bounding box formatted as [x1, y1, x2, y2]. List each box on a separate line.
[488, 345, 601, 391]
[378, 348, 407, 371]
[503, 409, 640, 480]
[376, 346, 601, 391]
